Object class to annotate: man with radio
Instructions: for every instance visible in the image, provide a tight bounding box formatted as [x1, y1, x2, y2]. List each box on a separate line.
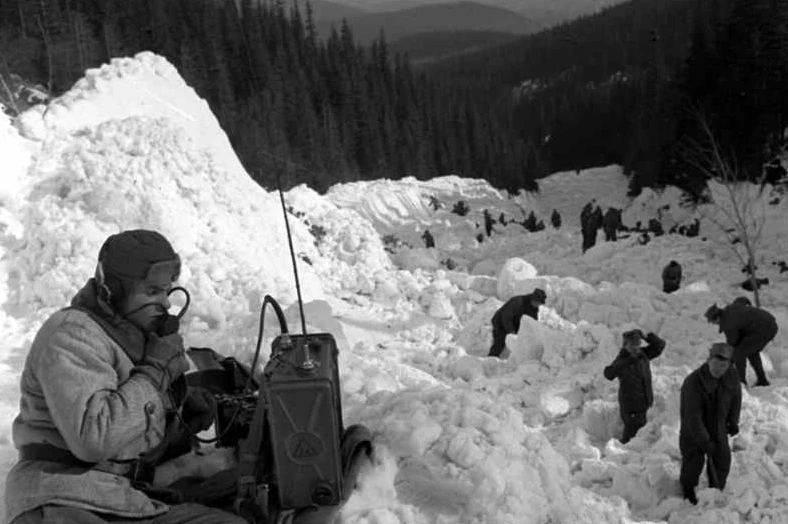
[4, 229, 244, 523]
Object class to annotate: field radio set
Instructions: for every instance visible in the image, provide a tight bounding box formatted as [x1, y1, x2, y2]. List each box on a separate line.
[184, 187, 372, 524]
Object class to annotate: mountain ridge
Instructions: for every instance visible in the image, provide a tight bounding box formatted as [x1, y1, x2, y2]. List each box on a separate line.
[315, 1, 538, 44]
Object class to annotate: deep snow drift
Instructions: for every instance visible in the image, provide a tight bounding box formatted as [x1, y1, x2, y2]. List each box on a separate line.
[2, 52, 788, 524]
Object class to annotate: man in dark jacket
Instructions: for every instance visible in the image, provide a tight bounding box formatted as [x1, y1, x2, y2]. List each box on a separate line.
[679, 342, 742, 504]
[661, 260, 682, 293]
[602, 208, 620, 242]
[551, 209, 562, 229]
[603, 329, 666, 443]
[705, 301, 778, 386]
[581, 201, 602, 252]
[488, 289, 547, 358]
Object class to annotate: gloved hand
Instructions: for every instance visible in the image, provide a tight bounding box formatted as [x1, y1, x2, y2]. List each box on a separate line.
[182, 386, 217, 432]
[700, 441, 716, 455]
[728, 423, 739, 436]
[134, 333, 189, 392]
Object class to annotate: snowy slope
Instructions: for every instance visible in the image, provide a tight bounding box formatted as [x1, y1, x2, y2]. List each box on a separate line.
[2, 52, 788, 524]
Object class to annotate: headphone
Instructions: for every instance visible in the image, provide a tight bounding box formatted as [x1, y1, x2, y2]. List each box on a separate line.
[96, 261, 124, 306]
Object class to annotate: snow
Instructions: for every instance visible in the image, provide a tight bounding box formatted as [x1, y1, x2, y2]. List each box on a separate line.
[2, 51, 788, 523]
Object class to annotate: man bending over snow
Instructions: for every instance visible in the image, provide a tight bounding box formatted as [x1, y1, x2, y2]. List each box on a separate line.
[488, 289, 547, 358]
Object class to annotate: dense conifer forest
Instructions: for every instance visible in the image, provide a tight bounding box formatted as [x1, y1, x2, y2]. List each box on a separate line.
[435, 0, 788, 194]
[1, 0, 787, 195]
[0, 0, 541, 192]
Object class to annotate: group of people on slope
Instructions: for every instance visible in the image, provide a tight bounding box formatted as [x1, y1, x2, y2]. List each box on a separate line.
[489, 284, 779, 506]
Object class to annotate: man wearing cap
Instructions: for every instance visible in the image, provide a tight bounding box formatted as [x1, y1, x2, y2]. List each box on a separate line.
[705, 300, 778, 386]
[488, 288, 547, 358]
[4, 230, 245, 523]
[679, 342, 742, 504]
[603, 328, 666, 443]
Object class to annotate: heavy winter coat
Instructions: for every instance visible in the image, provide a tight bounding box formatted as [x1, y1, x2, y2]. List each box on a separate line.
[4, 280, 171, 522]
[718, 303, 778, 357]
[679, 364, 741, 448]
[603, 333, 666, 413]
[492, 294, 541, 335]
[662, 262, 682, 293]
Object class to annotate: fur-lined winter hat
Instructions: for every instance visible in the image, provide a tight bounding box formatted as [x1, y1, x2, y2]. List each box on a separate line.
[96, 229, 180, 303]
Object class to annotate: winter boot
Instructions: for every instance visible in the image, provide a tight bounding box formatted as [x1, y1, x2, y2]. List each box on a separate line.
[683, 487, 698, 505]
[751, 353, 770, 386]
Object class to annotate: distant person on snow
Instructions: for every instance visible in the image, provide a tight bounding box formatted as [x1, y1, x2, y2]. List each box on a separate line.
[3, 230, 243, 524]
[679, 342, 741, 505]
[648, 218, 664, 236]
[551, 209, 562, 229]
[488, 289, 547, 358]
[661, 260, 683, 293]
[705, 301, 778, 386]
[580, 200, 602, 252]
[422, 229, 435, 248]
[602, 207, 620, 242]
[483, 209, 495, 237]
[603, 329, 666, 443]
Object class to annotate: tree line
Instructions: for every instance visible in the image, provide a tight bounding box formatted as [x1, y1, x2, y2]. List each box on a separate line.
[432, 0, 788, 195]
[0, 0, 542, 193]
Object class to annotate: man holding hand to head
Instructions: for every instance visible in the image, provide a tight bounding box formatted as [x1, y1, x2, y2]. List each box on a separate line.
[604, 328, 666, 443]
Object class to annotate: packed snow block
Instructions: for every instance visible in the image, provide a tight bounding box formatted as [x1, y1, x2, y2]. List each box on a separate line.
[444, 269, 473, 290]
[611, 465, 666, 511]
[558, 427, 601, 464]
[371, 275, 399, 305]
[581, 399, 621, 443]
[495, 257, 538, 300]
[509, 317, 545, 363]
[470, 259, 498, 276]
[392, 247, 440, 271]
[283, 300, 348, 354]
[538, 388, 575, 419]
[427, 293, 456, 319]
[449, 355, 484, 382]
[470, 275, 497, 297]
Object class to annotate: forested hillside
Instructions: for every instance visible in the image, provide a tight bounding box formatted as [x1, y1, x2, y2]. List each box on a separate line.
[0, 0, 541, 193]
[2, 0, 786, 197]
[431, 0, 788, 194]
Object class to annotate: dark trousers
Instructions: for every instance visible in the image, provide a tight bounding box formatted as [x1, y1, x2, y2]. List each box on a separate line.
[603, 227, 616, 242]
[662, 281, 680, 293]
[734, 332, 776, 385]
[11, 503, 247, 524]
[679, 434, 731, 491]
[620, 410, 647, 443]
[488, 320, 508, 358]
[581, 228, 597, 252]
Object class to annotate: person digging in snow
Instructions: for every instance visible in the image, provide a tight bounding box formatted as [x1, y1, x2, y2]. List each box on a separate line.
[603, 329, 666, 443]
[661, 260, 682, 293]
[679, 342, 742, 505]
[4, 229, 245, 524]
[488, 288, 547, 358]
[705, 301, 778, 387]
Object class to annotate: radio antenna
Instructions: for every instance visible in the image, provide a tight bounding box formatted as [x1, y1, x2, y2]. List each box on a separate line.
[277, 172, 308, 337]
